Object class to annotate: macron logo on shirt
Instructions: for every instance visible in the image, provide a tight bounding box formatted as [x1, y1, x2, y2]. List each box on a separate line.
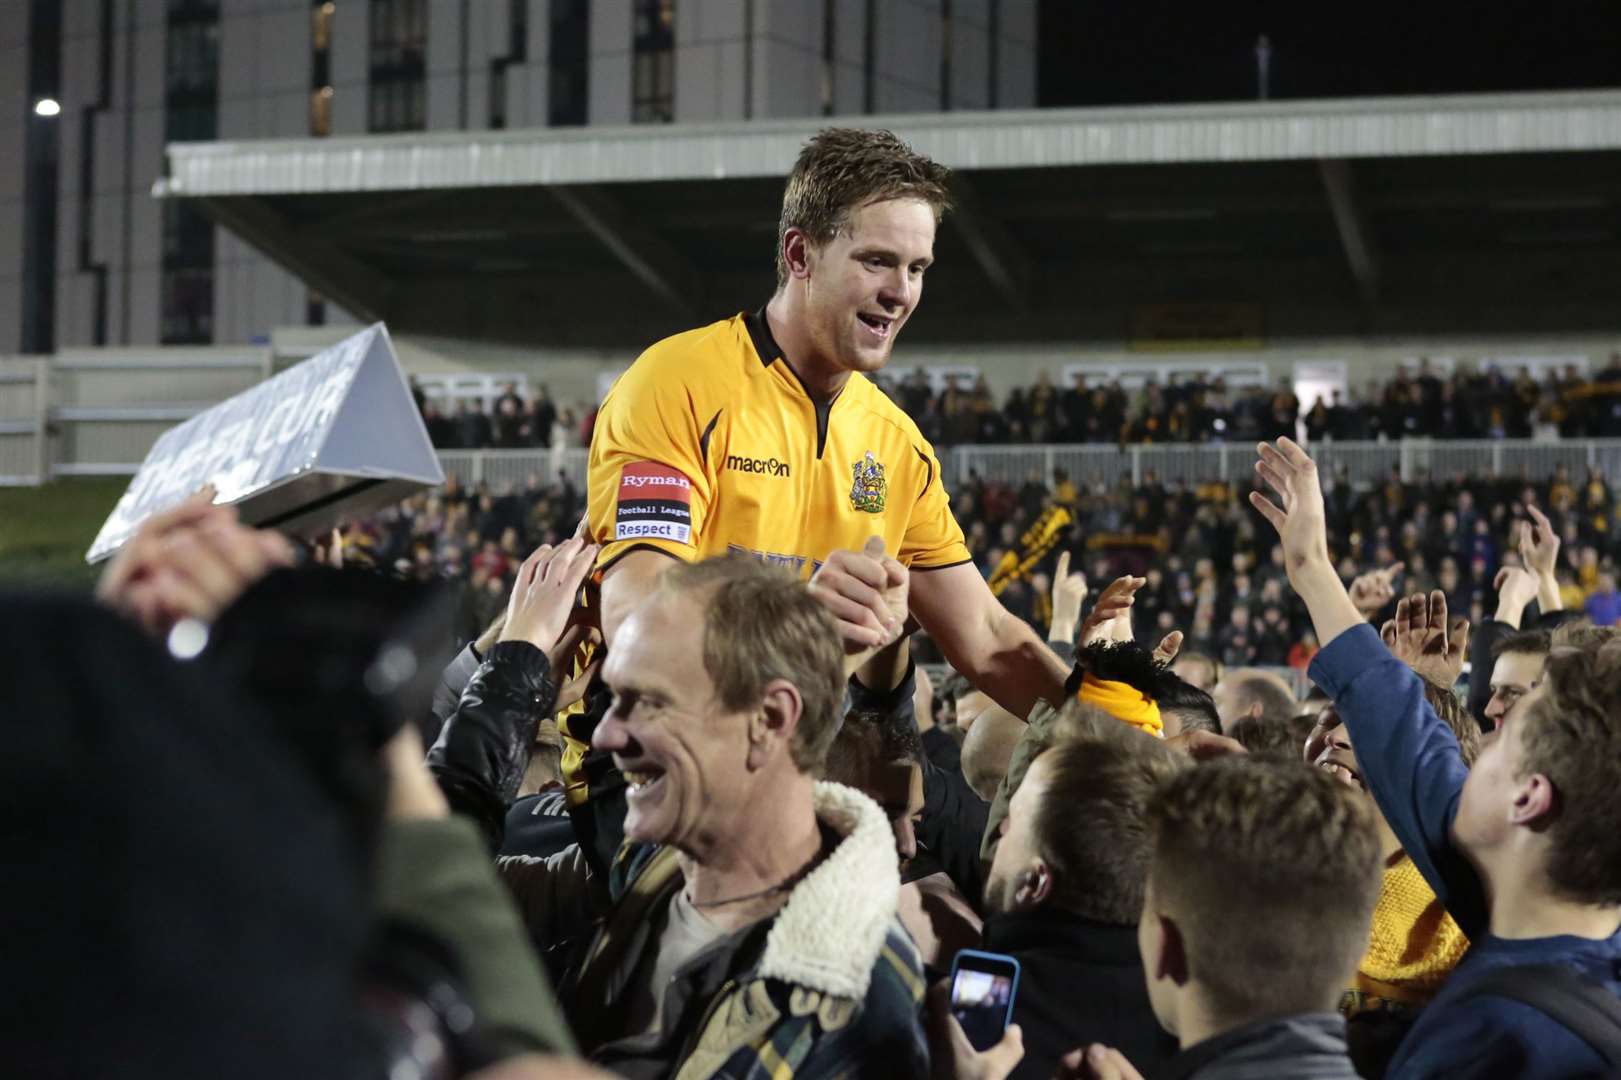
[725, 454, 791, 478]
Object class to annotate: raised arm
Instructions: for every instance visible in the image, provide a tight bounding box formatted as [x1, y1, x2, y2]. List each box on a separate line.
[908, 562, 1070, 721]
[1252, 439, 1486, 933]
[428, 539, 598, 847]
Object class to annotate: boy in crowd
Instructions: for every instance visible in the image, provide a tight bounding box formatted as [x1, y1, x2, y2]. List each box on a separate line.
[1250, 438, 1621, 1078]
[1071, 757, 1382, 1079]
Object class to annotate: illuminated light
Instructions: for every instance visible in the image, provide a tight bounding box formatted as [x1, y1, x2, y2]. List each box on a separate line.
[167, 617, 210, 660]
[34, 98, 61, 118]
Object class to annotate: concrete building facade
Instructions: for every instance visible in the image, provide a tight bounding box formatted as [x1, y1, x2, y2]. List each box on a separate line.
[2, 0, 1038, 355]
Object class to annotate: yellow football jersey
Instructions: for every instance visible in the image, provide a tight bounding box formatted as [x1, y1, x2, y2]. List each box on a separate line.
[587, 309, 970, 576]
[559, 310, 970, 802]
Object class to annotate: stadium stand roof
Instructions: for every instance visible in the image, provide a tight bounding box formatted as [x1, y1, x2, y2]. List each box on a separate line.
[160, 90, 1621, 348]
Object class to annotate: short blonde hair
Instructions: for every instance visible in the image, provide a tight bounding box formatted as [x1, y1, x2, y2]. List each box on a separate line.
[1147, 758, 1382, 1023]
[662, 555, 846, 772]
[776, 128, 952, 289]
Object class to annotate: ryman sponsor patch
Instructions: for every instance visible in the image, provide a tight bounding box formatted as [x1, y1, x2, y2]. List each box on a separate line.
[616, 461, 693, 543]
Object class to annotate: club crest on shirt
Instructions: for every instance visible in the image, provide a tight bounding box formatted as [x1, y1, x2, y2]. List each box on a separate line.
[849, 451, 887, 514]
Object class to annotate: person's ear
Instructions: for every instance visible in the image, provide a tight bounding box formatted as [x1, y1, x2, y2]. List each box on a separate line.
[1510, 772, 1557, 827]
[1012, 861, 1052, 909]
[748, 679, 802, 770]
[1150, 913, 1190, 988]
[782, 228, 814, 281]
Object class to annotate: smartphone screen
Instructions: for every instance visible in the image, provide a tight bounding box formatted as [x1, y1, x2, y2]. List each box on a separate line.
[949, 950, 1020, 1052]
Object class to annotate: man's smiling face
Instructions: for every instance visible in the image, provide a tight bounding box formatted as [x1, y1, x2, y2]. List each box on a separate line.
[799, 197, 936, 377]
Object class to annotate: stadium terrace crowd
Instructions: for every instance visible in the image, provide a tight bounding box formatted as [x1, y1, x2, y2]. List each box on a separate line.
[418, 353, 1621, 453]
[11, 128, 1620, 1080]
[881, 357, 1621, 447]
[345, 458, 1621, 673]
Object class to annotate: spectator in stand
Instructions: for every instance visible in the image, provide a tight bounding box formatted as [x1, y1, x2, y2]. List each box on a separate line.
[424, 399, 457, 448]
[1583, 570, 1621, 626]
[526, 385, 557, 448]
[1214, 603, 1256, 667]
[458, 398, 495, 449]
[494, 395, 527, 448]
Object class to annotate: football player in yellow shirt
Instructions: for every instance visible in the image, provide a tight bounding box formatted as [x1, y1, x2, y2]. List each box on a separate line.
[587, 128, 1069, 731]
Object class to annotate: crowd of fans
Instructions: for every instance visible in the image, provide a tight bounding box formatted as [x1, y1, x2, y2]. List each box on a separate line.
[341, 457, 1621, 671]
[17, 122, 1620, 1080]
[26, 436, 1621, 1080]
[879, 355, 1621, 446]
[414, 380, 596, 452]
[419, 356, 1621, 456]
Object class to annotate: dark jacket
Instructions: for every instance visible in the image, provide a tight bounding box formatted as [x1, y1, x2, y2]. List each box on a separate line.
[501, 788, 576, 859]
[427, 640, 555, 851]
[978, 909, 1175, 1080]
[1312, 625, 1621, 1080]
[922, 726, 963, 774]
[846, 662, 990, 903]
[1152, 1013, 1357, 1079]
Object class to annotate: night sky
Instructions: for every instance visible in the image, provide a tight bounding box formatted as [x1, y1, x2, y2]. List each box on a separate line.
[1037, 1, 1621, 107]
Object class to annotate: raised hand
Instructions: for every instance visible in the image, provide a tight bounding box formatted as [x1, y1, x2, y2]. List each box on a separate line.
[1249, 438, 1367, 648]
[1381, 590, 1468, 688]
[96, 489, 294, 637]
[498, 537, 600, 662]
[1491, 565, 1540, 629]
[1048, 550, 1089, 644]
[1248, 438, 1331, 579]
[1519, 503, 1565, 614]
[1349, 562, 1404, 618]
[1152, 630, 1184, 666]
[1519, 504, 1560, 578]
[1081, 575, 1144, 646]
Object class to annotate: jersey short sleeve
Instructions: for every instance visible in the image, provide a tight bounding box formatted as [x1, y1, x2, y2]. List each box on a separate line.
[899, 442, 971, 570]
[587, 354, 714, 567]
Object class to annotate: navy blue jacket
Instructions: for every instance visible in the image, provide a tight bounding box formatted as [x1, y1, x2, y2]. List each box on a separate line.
[1311, 625, 1621, 1079]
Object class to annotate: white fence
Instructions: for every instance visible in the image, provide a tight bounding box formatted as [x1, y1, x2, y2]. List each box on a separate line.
[425, 439, 1621, 499]
[435, 448, 591, 492]
[947, 439, 1621, 490]
[6, 350, 1620, 500]
[0, 348, 273, 484]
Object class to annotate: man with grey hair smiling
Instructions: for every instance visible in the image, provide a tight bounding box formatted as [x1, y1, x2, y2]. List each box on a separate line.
[516, 554, 927, 1078]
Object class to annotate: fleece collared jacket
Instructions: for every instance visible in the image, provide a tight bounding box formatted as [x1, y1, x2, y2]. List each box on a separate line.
[565, 782, 930, 1080]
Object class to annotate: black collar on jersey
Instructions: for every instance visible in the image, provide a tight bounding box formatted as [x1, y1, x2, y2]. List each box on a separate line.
[744, 306, 784, 367]
[745, 305, 836, 459]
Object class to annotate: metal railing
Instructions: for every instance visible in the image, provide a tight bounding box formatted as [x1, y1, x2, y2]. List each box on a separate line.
[946, 439, 1621, 490]
[424, 439, 1621, 499]
[436, 448, 591, 492]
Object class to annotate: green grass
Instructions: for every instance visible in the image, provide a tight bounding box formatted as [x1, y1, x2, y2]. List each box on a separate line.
[0, 477, 130, 591]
